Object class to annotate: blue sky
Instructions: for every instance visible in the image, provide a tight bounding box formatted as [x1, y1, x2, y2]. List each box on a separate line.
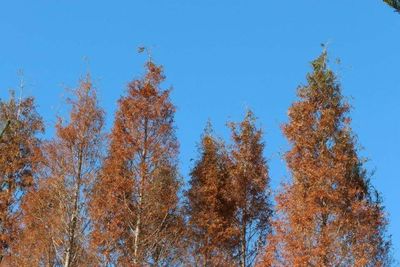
[1, 0, 399, 262]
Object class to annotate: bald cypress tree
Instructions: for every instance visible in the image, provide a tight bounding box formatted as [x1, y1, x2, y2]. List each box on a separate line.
[263, 51, 391, 266]
[90, 59, 182, 266]
[185, 123, 236, 266]
[229, 110, 271, 267]
[9, 76, 104, 267]
[0, 92, 44, 263]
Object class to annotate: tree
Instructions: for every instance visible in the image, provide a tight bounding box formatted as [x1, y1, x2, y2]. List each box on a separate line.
[262, 51, 391, 266]
[185, 122, 236, 266]
[90, 59, 182, 266]
[228, 110, 272, 267]
[0, 91, 44, 262]
[10, 76, 104, 266]
[384, 0, 400, 12]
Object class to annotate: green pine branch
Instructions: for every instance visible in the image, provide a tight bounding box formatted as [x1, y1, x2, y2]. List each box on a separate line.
[384, 0, 400, 12]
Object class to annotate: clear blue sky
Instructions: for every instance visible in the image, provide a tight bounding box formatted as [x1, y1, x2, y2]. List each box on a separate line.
[1, 0, 399, 262]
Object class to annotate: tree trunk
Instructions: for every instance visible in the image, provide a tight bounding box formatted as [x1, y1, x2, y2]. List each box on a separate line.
[64, 149, 83, 267]
[133, 190, 142, 264]
[320, 212, 329, 266]
[241, 210, 247, 267]
[241, 226, 246, 267]
[133, 118, 148, 264]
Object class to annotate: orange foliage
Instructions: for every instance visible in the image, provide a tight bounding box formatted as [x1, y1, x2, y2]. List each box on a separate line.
[89, 60, 183, 266]
[229, 111, 272, 267]
[10, 77, 104, 266]
[261, 51, 390, 267]
[0, 52, 391, 267]
[0, 92, 43, 263]
[185, 122, 237, 266]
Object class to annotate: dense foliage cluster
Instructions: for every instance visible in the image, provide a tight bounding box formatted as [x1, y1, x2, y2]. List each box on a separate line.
[0, 51, 391, 266]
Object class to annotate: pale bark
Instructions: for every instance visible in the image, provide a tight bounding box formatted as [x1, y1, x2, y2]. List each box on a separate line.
[133, 118, 148, 264]
[63, 148, 83, 267]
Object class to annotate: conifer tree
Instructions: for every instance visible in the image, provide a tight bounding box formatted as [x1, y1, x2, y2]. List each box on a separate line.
[262, 51, 391, 266]
[229, 110, 271, 267]
[185, 123, 236, 266]
[0, 91, 43, 262]
[90, 60, 182, 266]
[10, 76, 104, 266]
[384, 0, 400, 12]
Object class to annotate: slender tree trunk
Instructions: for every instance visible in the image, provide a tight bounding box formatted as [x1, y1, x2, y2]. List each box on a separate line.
[0, 175, 13, 263]
[240, 181, 248, 267]
[239, 169, 248, 267]
[48, 245, 53, 267]
[203, 235, 210, 267]
[320, 212, 329, 266]
[133, 118, 148, 264]
[64, 149, 83, 267]
[241, 218, 247, 267]
[0, 120, 10, 140]
[133, 190, 142, 264]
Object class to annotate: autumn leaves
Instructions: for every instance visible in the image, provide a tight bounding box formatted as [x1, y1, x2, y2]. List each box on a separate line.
[263, 52, 390, 266]
[0, 51, 390, 266]
[0, 93, 44, 264]
[185, 114, 271, 266]
[11, 77, 105, 266]
[90, 62, 182, 265]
